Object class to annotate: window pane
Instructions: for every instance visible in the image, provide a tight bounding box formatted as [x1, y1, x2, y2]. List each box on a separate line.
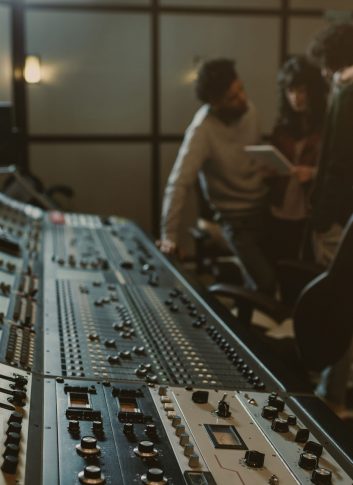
[0, 5, 12, 102]
[26, 11, 151, 134]
[161, 0, 279, 7]
[30, 143, 152, 232]
[161, 15, 280, 134]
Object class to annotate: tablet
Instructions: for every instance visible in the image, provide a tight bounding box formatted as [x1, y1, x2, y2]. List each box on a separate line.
[244, 145, 293, 175]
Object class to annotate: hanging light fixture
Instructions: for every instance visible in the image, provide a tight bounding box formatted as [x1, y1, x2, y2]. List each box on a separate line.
[24, 55, 41, 84]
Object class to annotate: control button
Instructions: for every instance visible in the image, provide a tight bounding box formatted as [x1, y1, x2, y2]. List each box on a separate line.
[163, 403, 174, 412]
[179, 433, 189, 447]
[175, 424, 185, 437]
[68, 420, 80, 434]
[5, 432, 21, 446]
[261, 405, 278, 420]
[7, 422, 22, 434]
[188, 453, 200, 468]
[134, 441, 158, 458]
[192, 390, 209, 404]
[244, 450, 265, 468]
[92, 421, 104, 435]
[299, 452, 318, 470]
[271, 418, 289, 433]
[216, 394, 231, 418]
[9, 390, 26, 407]
[108, 355, 120, 365]
[160, 396, 171, 403]
[76, 436, 101, 456]
[287, 415, 297, 426]
[8, 412, 23, 424]
[295, 428, 309, 443]
[141, 468, 168, 484]
[268, 394, 285, 412]
[172, 416, 181, 427]
[145, 424, 157, 439]
[184, 443, 194, 457]
[14, 376, 28, 389]
[104, 339, 116, 348]
[3, 444, 19, 457]
[311, 467, 332, 484]
[123, 423, 134, 435]
[1, 455, 18, 474]
[158, 386, 168, 396]
[78, 465, 106, 485]
[304, 441, 323, 458]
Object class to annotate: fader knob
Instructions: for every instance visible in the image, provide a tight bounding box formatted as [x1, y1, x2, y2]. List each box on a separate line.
[175, 424, 185, 436]
[179, 433, 189, 447]
[311, 467, 332, 484]
[10, 390, 26, 406]
[261, 405, 278, 420]
[271, 418, 289, 433]
[8, 412, 23, 424]
[7, 422, 22, 434]
[141, 468, 168, 484]
[304, 441, 323, 457]
[3, 444, 19, 457]
[172, 416, 181, 427]
[244, 450, 265, 468]
[1, 455, 18, 474]
[184, 443, 194, 457]
[5, 433, 20, 446]
[299, 452, 318, 470]
[188, 453, 200, 468]
[78, 465, 106, 484]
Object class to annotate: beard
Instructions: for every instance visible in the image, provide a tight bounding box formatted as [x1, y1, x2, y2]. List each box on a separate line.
[215, 102, 248, 124]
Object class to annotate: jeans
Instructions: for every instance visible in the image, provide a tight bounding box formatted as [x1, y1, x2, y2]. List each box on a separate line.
[220, 211, 277, 295]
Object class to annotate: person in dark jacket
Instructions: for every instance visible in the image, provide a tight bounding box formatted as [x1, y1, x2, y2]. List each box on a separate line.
[308, 23, 353, 418]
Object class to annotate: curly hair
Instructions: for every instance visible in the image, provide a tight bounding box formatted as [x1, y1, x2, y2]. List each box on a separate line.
[276, 55, 327, 138]
[308, 23, 353, 71]
[195, 59, 237, 103]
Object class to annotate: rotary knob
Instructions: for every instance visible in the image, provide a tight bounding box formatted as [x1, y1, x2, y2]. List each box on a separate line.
[68, 420, 80, 434]
[175, 424, 185, 436]
[123, 423, 134, 435]
[1, 455, 18, 474]
[271, 418, 289, 433]
[92, 421, 104, 435]
[104, 339, 116, 348]
[5, 432, 20, 446]
[76, 436, 101, 456]
[179, 433, 189, 447]
[184, 443, 194, 457]
[172, 416, 181, 427]
[188, 453, 200, 468]
[268, 394, 285, 411]
[304, 441, 323, 457]
[14, 376, 28, 389]
[78, 465, 106, 485]
[311, 467, 332, 484]
[3, 444, 19, 457]
[244, 450, 265, 468]
[134, 441, 158, 458]
[9, 390, 26, 407]
[261, 405, 278, 420]
[145, 424, 157, 438]
[7, 422, 22, 434]
[141, 468, 168, 484]
[8, 412, 23, 424]
[299, 452, 318, 470]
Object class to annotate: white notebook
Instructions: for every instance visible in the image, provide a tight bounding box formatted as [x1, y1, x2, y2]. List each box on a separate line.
[244, 144, 293, 175]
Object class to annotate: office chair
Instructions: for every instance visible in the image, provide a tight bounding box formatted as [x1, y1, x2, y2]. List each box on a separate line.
[209, 214, 353, 372]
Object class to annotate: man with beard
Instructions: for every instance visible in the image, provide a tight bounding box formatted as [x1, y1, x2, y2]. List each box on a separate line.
[159, 59, 276, 294]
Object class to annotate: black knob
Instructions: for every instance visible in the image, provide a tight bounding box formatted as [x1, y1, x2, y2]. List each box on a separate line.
[299, 452, 318, 470]
[311, 467, 332, 484]
[147, 468, 165, 481]
[271, 418, 289, 433]
[92, 421, 104, 434]
[81, 436, 97, 449]
[78, 465, 105, 484]
[268, 394, 285, 411]
[14, 376, 28, 389]
[104, 339, 116, 348]
[5, 432, 21, 446]
[84, 466, 102, 479]
[145, 424, 157, 438]
[261, 405, 278, 420]
[10, 390, 26, 406]
[295, 428, 309, 443]
[1, 455, 18, 474]
[304, 441, 323, 457]
[138, 441, 154, 454]
[244, 450, 265, 468]
[108, 355, 120, 365]
[287, 415, 297, 426]
[8, 412, 23, 424]
[7, 422, 22, 434]
[123, 423, 134, 435]
[68, 420, 80, 434]
[4, 444, 19, 457]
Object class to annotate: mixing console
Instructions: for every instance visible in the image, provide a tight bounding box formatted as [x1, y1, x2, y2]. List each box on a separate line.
[0, 192, 351, 484]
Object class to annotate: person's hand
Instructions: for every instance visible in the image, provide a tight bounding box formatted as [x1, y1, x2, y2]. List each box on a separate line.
[155, 238, 177, 255]
[293, 165, 315, 183]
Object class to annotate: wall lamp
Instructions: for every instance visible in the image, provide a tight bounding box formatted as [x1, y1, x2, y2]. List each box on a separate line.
[24, 55, 41, 84]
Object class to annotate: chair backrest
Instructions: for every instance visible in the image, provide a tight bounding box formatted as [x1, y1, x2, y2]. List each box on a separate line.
[294, 214, 353, 370]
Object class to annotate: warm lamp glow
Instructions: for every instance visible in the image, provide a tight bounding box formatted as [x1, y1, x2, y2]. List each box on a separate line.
[24, 55, 41, 84]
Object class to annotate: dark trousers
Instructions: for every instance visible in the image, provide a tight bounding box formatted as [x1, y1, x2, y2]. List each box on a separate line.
[221, 211, 277, 295]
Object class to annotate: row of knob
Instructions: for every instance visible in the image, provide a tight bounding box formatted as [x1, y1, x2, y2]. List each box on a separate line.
[1, 412, 23, 474]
